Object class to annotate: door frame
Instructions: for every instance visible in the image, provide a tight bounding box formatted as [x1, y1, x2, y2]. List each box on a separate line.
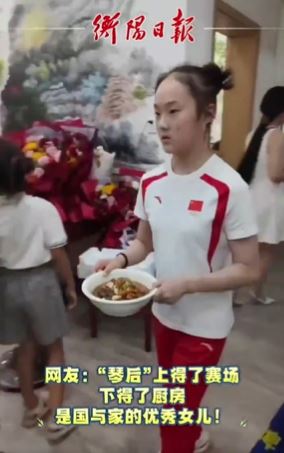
[213, 0, 261, 168]
[216, 0, 259, 33]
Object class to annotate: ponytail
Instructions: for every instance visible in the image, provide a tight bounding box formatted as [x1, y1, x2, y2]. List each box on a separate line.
[237, 122, 268, 184]
[239, 85, 284, 183]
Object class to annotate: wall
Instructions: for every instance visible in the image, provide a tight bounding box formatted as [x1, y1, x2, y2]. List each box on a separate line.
[275, 3, 284, 85]
[224, 0, 283, 125]
[185, 0, 215, 65]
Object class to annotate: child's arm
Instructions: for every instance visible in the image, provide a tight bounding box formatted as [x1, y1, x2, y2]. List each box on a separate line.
[39, 199, 77, 310]
[51, 247, 77, 310]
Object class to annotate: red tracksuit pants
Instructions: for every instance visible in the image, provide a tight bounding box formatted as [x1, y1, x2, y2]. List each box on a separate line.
[154, 317, 226, 453]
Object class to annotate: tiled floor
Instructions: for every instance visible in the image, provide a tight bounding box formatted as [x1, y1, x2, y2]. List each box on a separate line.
[1, 247, 284, 453]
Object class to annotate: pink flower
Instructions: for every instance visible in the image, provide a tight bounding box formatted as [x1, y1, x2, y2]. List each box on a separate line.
[33, 167, 45, 178]
[26, 135, 44, 143]
[45, 144, 61, 162]
[107, 196, 116, 208]
[38, 156, 51, 167]
[53, 151, 61, 163]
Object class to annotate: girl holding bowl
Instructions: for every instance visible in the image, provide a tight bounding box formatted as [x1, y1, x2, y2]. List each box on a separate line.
[96, 63, 260, 453]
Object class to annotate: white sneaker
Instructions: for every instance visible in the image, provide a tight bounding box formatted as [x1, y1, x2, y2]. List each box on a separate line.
[22, 396, 49, 429]
[258, 297, 275, 305]
[158, 430, 210, 453]
[249, 291, 275, 305]
[45, 421, 77, 444]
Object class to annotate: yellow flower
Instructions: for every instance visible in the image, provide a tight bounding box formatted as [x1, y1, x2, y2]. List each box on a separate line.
[23, 142, 39, 152]
[101, 183, 117, 196]
[32, 151, 47, 161]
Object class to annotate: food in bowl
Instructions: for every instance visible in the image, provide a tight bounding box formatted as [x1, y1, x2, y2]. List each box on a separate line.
[93, 278, 150, 301]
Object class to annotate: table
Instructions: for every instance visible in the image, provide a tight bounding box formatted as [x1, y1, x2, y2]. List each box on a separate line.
[87, 298, 153, 352]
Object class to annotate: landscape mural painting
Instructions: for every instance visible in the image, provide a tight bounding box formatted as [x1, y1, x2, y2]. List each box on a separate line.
[1, 0, 166, 167]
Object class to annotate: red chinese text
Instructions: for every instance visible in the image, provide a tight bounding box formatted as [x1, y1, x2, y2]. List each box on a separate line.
[92, 12, 121, 45]
[153, 21, 165, 38]
[126, 15, 147, 41]
[171, 8, 195, 44]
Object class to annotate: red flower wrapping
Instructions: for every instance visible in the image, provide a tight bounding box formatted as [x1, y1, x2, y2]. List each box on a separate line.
[5, 123, 142, 244]
[6, 120, 99, 225]
[97, 186, 139, 248]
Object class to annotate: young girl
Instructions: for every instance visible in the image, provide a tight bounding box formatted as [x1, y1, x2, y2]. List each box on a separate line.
[0, 138, 77, 442]
[95, 63, 260, 453]
[238, 86, 284, 304]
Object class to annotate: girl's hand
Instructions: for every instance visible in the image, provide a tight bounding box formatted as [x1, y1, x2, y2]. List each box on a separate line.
[153, 278, 191, 305]
[65, 288, 78, 310]
[94, 256, 125, 275]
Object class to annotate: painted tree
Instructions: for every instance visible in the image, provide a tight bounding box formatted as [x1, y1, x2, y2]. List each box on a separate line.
[128, 48, 159, 90]
[96, 76, 137, 123]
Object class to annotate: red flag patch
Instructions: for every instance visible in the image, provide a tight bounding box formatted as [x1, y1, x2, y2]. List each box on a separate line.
[188, 200, 203, 212]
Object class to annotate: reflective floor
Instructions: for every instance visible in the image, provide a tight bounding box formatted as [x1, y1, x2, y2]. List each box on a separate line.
[1, 246, 283, 453]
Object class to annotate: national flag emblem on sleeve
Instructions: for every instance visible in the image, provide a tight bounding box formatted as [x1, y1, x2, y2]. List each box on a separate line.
[188, 200, 203, 212]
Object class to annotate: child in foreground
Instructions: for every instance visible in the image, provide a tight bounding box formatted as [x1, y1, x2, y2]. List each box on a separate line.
[0, 138, 77, 443]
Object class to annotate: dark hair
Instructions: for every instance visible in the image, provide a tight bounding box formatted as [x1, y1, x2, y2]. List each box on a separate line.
[0, 138, 34, 196]
[238, 86, 284, 184]
[155, 62, 233, 118]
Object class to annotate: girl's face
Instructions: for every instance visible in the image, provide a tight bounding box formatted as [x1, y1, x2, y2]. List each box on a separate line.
[154, 77, 209, 156]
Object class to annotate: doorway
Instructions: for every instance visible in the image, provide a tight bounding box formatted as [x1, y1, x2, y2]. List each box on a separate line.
[211, 32, 228, 150]
[213, 0, 260, 169]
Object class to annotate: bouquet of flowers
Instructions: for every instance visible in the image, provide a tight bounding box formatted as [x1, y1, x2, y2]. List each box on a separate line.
[5, 120, 99, 226]
[23, 139, 66, 180]
[80, 178, 140, 248]
[21, 120, 96, 192]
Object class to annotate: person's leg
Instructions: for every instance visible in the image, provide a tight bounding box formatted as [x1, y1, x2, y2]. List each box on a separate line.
[153, 316, 178, 369]
[233, 287, 249, 306]
[17, 340, 49, 428]
[46, 338, 65, 412]
[17, 340, 39, 410]
[26, 267, 68, 412]
[154, 317, 184, 451]
[159, 331, 226, 453]
[44, 337, 77, 442]
[253, 243, 277, 303]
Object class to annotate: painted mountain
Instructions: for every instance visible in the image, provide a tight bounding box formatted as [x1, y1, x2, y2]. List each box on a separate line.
[2, 0, 165, 166]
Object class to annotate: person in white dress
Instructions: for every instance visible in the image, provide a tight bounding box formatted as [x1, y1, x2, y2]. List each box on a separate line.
[238, 87, 284, 304]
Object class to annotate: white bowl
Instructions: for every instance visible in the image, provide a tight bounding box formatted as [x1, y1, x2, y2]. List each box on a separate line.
[82, 269, 157, 317]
